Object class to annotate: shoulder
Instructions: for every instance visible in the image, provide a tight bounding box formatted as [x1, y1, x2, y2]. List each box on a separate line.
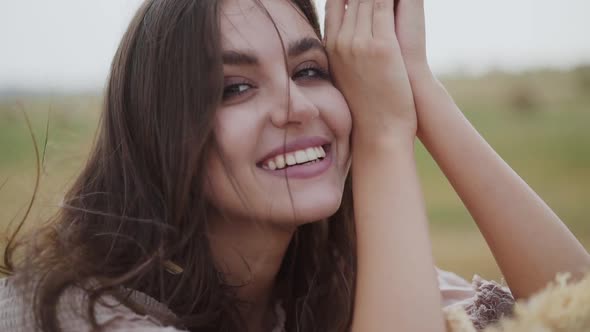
[0, 277, 185, 332]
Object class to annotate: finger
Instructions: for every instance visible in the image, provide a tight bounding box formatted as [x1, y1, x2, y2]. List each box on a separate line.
[372, 0, 394, 40]
[340, 0, 360, 43]
[356, 0, 374, 38]
[397, 0, 424, 19]
[395, 0, 425, 36]
[324, 0, 346, 47]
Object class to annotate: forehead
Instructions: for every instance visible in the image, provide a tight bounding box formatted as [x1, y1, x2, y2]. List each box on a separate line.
[220, 0, 317, 52]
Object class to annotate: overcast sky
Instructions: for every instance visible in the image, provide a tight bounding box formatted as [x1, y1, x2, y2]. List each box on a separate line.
[1, 0, 589, 91]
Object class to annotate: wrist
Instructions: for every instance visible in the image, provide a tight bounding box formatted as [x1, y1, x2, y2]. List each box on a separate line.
[352, 130, 416, 158]
[406, 65, 437, 87]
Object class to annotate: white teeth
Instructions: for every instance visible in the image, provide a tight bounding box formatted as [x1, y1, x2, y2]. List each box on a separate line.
[275, 155, 286, 169]
[314, 146, 326, 158]
[285, 153, 296, 166]
[262, 145, 327, 170]
[314, 147, 322, 157]
[268, 160, 277, 170]
[305, 147, 317, 160]
[295, 150, 308, 163]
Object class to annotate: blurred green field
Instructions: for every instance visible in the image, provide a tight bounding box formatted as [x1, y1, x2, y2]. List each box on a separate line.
[1, 67, 589, 281]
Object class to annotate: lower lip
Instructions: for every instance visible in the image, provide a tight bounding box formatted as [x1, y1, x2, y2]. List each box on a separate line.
[259, 147, 333, 179]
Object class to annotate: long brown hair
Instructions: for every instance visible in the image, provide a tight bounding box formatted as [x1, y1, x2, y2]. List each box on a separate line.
[4, 0, 356, 331]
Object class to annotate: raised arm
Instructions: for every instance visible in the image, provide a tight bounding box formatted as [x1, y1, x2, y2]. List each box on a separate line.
[394, 0, 590, 299]
[324, 0, 445, 330]
[416, 77, 590, 299]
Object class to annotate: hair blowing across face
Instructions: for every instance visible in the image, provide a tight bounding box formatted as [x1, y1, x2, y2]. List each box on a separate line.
[4, 0, 356, 331]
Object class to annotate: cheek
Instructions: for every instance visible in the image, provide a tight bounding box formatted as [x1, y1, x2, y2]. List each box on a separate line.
[212, 109, 260, 163]
[203, 144, 247, 218]
[312, 86, 352, 138]
[203, 109, 263, 215]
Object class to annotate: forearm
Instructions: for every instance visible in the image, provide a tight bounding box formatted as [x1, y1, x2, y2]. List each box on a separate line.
[414, 77, 590, 299]
[351, 135, 445, 332]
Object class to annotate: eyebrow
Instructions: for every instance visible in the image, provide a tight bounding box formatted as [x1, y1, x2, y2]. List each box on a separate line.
[287, 37, 325, 58]
[222, 51, 258, 66]
[222, 37, 325, 66]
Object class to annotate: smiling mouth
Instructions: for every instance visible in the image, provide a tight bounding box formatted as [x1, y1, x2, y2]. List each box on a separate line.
[257, 144, 331, 171]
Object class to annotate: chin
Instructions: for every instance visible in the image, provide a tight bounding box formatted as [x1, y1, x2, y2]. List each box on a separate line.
[276, 186, 344, 225]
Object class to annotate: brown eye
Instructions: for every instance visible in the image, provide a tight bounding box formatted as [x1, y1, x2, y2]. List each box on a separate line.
[222, 77, 255, 101]
[293, 64, 330, 81]
[223, 83, 251, 98]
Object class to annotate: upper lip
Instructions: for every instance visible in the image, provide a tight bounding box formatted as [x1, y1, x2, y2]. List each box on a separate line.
[257, 136, 330, 165]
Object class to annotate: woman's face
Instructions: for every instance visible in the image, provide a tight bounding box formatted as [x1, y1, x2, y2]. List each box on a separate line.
[206, 0, 351, 226]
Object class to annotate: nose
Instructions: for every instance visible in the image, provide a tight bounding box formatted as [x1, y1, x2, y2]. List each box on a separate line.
[270, 81, 319, 128]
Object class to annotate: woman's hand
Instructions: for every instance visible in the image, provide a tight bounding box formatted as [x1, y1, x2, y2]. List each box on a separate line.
[393, 0, 432, 82]
[324, 2, 446, 331]
[393, 0, 590, 299]
[324, 0, 417, 144]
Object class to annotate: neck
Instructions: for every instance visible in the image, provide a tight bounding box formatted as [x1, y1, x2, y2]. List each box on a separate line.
[208, 216, 294, 331]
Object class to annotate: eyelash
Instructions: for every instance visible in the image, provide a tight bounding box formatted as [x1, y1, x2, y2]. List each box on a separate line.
[222, 63, 331, 101]
[222, 78, 253, 101]
[293, 63, 331, 81]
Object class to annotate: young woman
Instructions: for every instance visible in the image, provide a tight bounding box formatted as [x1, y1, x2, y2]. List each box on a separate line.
[1, 0, 588, 331]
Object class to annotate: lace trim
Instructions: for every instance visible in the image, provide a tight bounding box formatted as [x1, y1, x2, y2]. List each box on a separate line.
[463, 275, 515, 330]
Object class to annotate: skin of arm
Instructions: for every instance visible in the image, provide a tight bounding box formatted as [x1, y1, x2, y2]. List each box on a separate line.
[324, 0, 446, 330]
[392, 0, 590, 299]
[351, 134, 446, 331]
[414, 76, 590, 299]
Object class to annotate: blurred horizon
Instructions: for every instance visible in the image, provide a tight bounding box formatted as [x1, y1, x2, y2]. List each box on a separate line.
[2, 65, 589, 98]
